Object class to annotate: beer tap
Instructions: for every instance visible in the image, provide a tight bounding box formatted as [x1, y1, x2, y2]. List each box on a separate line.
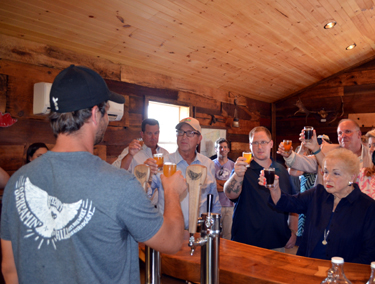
[186, 163, 221, 284]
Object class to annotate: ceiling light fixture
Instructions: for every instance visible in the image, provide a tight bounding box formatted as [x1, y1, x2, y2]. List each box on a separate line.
[346, 43, 356, 50]
[324, 21, 337, 29]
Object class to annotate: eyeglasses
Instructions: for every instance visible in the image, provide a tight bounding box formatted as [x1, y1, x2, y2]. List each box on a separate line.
[250, 140, 271, 146]
[219, 167, 224, 177]
[176, 130, 199, 137]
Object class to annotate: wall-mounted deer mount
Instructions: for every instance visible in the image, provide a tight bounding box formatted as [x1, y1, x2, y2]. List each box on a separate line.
[294, 96, 344, 124]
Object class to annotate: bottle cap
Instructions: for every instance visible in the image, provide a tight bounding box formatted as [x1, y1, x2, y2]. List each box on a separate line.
[371, 261, 375, 269]
[331, 257, 344, 264]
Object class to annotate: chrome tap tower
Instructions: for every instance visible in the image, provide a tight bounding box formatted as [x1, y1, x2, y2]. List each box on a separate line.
[188, 194, 221, 284]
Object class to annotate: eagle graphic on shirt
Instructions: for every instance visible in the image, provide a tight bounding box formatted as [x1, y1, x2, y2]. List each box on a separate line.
[14, 177, 95, 250]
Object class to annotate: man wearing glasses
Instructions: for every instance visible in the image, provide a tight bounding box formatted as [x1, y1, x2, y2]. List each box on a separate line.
[224, 126, 297, 252]
[149, 117, 221, 229]
[213, 138, 235, 240]
[278, 119, 372, 186]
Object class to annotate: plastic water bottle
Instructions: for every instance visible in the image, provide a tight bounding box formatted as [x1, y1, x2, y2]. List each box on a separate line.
[321, 257, 352, 284]
[366, 262, 375, 284]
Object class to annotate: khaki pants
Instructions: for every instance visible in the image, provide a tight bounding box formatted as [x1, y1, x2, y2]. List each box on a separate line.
[221, 206, 234, 240]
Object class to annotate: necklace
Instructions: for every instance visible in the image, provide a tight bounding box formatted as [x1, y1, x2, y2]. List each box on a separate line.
[322, 229, 330, 245]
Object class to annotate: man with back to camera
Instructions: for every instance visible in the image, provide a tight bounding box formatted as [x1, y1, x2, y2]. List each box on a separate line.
[1, 65, 187, 283]
[213, 138, 235, 240]
[224, 126, 298, 251]
[278, 119, 372, 185]
[112, 118, 169, 173]
[147, 117, 221, 229]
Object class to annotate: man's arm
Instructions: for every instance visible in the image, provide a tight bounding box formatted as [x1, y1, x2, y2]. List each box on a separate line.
[224, 157, 247, 200]
[1, 239, 18, 284]
[285, 213, 298, 249]
[0, 167, 9, 189]
[143, 171, 187, 254]
[112, 140, 142, 170]
[216, 179, 225, 192]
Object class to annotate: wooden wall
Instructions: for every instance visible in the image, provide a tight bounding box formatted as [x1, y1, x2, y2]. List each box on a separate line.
[275, 59, 375, 162]
[0, 36, 270, 176]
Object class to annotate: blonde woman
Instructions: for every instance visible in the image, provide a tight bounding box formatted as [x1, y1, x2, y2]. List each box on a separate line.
[260, 148, 375, 264]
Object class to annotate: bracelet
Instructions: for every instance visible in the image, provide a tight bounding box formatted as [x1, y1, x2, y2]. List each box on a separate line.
[312, 148, 321, 155]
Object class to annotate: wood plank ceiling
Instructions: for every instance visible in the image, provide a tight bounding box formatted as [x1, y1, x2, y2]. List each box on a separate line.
[0, 0, 375, 103]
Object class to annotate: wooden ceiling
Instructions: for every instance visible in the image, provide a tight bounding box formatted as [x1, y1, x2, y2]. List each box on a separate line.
[1, 0, 375, 103]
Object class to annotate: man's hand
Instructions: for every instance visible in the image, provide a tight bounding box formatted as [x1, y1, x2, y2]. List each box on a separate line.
[128, 139, 143, 157]
[234, 157, 248, 178]
[277, 142, 293, 158]
[299, 129, 320, 153]
[284, 232, 297, 249]
[144, 158, 158, 175]
[161, 170, 187, 196]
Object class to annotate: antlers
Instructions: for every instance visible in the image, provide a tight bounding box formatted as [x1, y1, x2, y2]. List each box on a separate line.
[294, 97, 344, 123]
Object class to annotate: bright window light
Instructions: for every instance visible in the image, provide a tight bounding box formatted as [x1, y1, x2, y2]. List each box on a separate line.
[148, 101, 190, 153]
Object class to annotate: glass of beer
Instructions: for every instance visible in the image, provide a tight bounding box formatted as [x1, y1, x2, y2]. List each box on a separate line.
[136, 138, 144, 147]
[242, 152, 252, 167]
[153, 153, 164, 171]
[283, 140, 292, 152]
[163, 162, 176, 177]
[304, 126, 314, 142]
[264, 168, 275, 188]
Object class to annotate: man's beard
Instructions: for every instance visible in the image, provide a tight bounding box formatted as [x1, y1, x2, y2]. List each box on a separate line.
[94, 119, 107, 145]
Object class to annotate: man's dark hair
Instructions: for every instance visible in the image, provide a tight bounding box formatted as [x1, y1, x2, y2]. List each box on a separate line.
[142, 119, 159, 132]
[49, 101, 107, 136]
[215, 138, 229, 149]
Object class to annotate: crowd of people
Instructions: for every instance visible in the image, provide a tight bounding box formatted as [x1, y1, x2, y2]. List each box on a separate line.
[1, 64, 375, 282]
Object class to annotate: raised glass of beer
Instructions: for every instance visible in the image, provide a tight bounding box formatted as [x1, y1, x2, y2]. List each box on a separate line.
[242, 152, 252, 167]
[283, 140, 292, 152]
[304, 126, 314, 142]
[264, 168, 275, 188]
[163, 162, 177, 177]
[136, 137, 144, 147]
[153, 153, 164, 171]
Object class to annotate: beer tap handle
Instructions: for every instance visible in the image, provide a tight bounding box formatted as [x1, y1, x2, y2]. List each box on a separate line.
[134, 164, 151, 193]
[207, 194, 213, 214]
[186, 164, 207, 255]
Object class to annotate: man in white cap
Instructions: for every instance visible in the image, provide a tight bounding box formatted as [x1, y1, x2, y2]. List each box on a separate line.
[148, 117, 221, 229]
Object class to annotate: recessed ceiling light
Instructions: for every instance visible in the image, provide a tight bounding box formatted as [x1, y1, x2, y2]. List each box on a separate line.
[324, 21, 337, 29]
[346, 43, 356, 50]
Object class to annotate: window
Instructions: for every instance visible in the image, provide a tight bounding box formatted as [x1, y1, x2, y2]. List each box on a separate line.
[148, 101, 190, 153]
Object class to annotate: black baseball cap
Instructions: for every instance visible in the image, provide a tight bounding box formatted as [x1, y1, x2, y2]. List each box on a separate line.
[50, 65, 125, 113]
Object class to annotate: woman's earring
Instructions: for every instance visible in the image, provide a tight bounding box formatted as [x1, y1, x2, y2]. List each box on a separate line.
[348, 181, 353, 186]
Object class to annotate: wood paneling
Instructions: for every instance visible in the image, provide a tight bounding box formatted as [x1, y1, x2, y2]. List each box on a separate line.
[1, 0, 375, 103]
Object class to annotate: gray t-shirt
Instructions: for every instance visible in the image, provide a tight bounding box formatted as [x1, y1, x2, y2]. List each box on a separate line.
[1, 151, 163, 284]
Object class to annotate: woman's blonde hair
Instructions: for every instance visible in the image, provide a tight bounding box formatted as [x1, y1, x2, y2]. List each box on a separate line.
[323, 148, 360, 177]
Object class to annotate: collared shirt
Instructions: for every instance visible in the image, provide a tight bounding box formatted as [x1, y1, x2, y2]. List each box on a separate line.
[112, 144, 169, 174]
[151, 151, 221, 229]
[272, 184, 375, 264]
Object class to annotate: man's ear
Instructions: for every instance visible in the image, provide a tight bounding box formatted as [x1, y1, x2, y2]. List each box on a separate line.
[91, 106, 100, 125]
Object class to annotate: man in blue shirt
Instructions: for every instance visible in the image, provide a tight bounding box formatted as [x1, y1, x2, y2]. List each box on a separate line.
[224, 126, 297, 251]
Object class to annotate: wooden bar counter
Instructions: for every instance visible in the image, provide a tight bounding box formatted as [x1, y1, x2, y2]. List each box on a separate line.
[140, 231, 371, 283]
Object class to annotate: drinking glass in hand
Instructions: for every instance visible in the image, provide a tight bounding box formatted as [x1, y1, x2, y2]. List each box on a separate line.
[242, 152, 252, 167]
[137, 138, 144, 147]
[163, 162, 176, 177]
[264, 168, 275, 188]
[283, 140, 292, 152]
[304, 126, 314, 142]
[153, 153, 164, 171]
